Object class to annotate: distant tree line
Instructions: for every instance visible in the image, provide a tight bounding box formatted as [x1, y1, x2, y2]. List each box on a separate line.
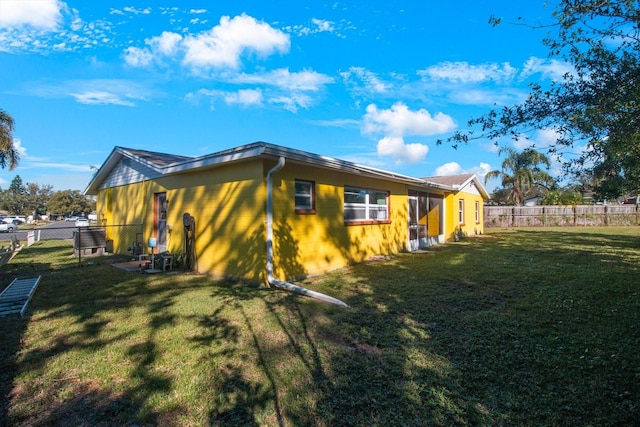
[0, 175, 95, 219]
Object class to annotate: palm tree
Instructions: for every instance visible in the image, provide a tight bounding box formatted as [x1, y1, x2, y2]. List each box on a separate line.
[0, 109, 19, 170]
[485, 147, 555, 205]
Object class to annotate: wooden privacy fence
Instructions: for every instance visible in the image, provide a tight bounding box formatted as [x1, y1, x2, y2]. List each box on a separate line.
[485, 205, 640, 227]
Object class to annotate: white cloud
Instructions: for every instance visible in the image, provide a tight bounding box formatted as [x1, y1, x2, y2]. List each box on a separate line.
[312, 18, 334, 33]
[341, 67, 391, 95]
[27, 79, 150, 106]
[0, 0, 63, 30]
[308, 118, 360, 129]
[536, 128, 564, 147]
[226, 89, 263, 106]
[419, 61, 517, 84]
[230, 68, 333, 91]
[193, 88, 263, 108]
[434, 161, 492, 179]
[434, 161, 464, 176]
[377, 136, 428, 164]
[70, 91, 135, 106]
[149, 31, 183, 56]
[122, 7, 151, 15]
[520, 57, 574, 81]
[284, 18, 342, 37]
[0, 4, 114, 54]
[269, 93, 313, 113]
[187, 68, 330, 113]
[123, 32, 183, 67]
[449, 88, 527, 106]
[12, 138, 28, 157]
[363, 102, 456, 137]
[123, 46, 153, 67]
[123, 14, 290, 74]
[182, 14, 290, 71]
[512, 134, 534, 150]
[363, 102, 455, 164]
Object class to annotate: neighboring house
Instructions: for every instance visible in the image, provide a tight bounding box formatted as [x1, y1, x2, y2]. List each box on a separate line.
[84, 142, 487, 283]
[524, 196, 543, 207]
[422, 173, 489, 239]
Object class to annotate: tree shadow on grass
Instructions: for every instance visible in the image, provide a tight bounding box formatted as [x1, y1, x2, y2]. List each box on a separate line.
[1, 265, 211, 426]
[0, 316, 28, 426]
[6, 228, 638, 425]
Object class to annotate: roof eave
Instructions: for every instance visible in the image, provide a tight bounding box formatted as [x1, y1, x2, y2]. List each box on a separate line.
[83, 147, 125, 196]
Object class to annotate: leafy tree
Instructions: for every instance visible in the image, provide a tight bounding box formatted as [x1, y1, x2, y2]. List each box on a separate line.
[540, 187, 583, 205]
[0, 109, 19, 170]
[47, 189, 95, 216]
[0, 175, 27, 214]
[25, 182, 54, 216]
[485, 147, 555, 205]
[443, 0, 640, 199]
[0, 177, 56, 216]
[486, 187, 515, 205]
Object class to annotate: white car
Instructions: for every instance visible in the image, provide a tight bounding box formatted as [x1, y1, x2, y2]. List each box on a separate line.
[3, 216, 26, 225]
[75, 218, 90, 227]
[0, 222, 17, 232]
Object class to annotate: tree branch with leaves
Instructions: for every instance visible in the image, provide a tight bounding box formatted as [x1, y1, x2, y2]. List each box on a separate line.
[441, 0, 640, 200]
[0, 109, 19, 170]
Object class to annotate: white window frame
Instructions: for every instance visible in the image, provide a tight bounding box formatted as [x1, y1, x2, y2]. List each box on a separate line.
[475, 200, 480, 223]
[295, 180, 315, 213]
[458, 199, 465, 225]
[344, 186, 389, 223]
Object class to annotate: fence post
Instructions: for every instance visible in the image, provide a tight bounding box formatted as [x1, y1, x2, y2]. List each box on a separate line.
[77, 226, 82, 267]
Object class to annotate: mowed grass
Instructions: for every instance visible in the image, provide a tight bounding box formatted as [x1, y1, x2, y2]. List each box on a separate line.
[1, 227, 639, 426]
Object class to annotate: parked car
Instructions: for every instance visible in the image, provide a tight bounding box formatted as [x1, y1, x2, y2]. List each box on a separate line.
[75, 218, 89, 227]
[65, 216, 78, 222]
[2, 216, 26, 225]
[0, 222, 17, 232]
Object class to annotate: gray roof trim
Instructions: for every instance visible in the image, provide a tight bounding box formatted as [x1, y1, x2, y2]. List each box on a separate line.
[84, 142, 469, 195]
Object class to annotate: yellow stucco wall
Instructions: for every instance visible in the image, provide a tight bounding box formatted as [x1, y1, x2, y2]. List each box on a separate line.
[270, 161, 409, 280]
[444, 190, 485, 240]
[97, 160, 267, 281]
[98, 158, 463, 283]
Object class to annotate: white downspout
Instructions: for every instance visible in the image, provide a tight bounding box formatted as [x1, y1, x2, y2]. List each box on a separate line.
[266, 156, 349, 308]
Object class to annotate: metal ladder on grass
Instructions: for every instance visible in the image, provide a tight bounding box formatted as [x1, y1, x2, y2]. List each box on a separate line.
[0, 276, 42, 317]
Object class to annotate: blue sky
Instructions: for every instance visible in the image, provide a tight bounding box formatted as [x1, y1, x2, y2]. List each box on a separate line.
[0, 0, 572, 193]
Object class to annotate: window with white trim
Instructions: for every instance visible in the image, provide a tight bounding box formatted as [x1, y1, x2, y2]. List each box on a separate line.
[344, 187, 389, 223]
[475, 201, 480, 223]
[295, 180, 316, 214]
[458, 199, 465, 225]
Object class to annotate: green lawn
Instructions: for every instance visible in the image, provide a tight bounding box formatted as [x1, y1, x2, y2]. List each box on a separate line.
[1, 227, 639, 426]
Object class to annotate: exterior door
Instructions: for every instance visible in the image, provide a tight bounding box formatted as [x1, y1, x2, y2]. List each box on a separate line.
[155, 192, 167, 253]
[409, 191, 433, 250]
[409, 195, 419, 251]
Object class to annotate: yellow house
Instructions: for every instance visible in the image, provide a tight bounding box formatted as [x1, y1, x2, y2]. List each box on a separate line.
[84, 142, 487, 284]
[422, 174, 488, 240]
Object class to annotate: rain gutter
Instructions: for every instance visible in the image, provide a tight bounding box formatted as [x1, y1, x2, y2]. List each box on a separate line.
[265, 156, 349, 308]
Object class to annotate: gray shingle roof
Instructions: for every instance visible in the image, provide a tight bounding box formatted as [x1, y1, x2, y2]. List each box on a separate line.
[422, 173, 475, 187]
